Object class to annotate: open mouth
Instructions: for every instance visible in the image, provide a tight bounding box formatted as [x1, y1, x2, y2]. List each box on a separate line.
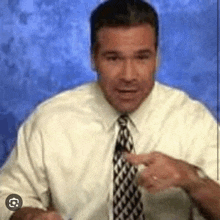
[117, 89, 138, 99]
[118, 90, 137, 93]
[117, 89, 138, 93]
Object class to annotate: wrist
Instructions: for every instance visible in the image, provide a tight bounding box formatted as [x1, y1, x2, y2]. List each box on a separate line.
[182, 166, 210, 195]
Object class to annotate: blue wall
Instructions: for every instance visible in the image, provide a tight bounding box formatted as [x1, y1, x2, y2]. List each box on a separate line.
[0, 0, 218, 167]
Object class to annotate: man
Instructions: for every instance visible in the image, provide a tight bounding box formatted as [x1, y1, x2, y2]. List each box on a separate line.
[0, 0, 219, 219]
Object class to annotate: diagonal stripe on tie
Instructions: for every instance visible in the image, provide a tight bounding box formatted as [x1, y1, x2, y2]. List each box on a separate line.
[113, 115, 145, 220]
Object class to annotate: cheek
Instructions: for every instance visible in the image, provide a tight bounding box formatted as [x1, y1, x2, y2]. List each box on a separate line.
[101, 75, 113, 86]
[140, 72, 155, 87]
[99, 75, 116, 95]
[98, 64, 115, 83]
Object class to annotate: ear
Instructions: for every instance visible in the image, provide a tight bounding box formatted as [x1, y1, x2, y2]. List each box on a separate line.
[90, 53, 97, 72]
[155, 51, 160, 70]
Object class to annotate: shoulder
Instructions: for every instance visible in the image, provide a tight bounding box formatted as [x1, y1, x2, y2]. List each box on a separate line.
[155, 82, 212, 116]
[23, 82, 98, 131]
[153, 82, 216, 128]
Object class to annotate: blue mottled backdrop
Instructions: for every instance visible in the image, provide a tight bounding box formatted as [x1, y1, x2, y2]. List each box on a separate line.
[0, 0, 218, 167]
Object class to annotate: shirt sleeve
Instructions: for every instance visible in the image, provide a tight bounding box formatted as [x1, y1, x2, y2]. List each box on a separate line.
[183, 102, 220, 185]
[0, 114, 50, 220]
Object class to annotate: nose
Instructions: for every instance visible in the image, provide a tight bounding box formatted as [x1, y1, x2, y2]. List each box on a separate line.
[121, 58, 137, 82]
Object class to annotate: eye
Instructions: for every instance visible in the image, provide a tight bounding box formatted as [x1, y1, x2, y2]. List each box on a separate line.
[136, 55, 150, 60]
[106, 56, 119, 61]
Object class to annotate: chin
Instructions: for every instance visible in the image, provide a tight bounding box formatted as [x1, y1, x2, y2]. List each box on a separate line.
[106, 94, 142, 114]
[114, 104, 140, 114]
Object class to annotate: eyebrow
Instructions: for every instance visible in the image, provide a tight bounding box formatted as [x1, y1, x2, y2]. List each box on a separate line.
[135, 49, 153, 54]
[101, 49, 153, 56]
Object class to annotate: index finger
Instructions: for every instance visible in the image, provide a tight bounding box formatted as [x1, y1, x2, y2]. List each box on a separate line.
[124, 153, 154, 166]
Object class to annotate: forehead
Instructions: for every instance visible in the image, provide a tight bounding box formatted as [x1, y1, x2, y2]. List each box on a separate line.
[96, 24, 156, 53]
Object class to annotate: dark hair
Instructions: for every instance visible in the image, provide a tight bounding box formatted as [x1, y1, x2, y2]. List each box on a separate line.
[90, 0, 159, 56]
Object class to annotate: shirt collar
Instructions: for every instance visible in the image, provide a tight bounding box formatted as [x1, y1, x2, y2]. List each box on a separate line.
[128, 82, 157, 132]
[93, 82, 120, 131]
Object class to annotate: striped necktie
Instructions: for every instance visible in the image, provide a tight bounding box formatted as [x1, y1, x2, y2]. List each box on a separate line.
[113, 115, 145, 220]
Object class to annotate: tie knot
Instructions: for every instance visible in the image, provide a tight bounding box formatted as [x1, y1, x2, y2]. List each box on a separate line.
[118, 115, 128, 128]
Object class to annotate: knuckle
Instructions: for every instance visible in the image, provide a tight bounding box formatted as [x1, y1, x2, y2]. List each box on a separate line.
[150, 151, 160, 160]
[39, 211, 60, 220]
[173, 172, 181, 181]
[151, 151, 159, 156]
[138, 171, 149, 183]
[138, 172, 146, 182]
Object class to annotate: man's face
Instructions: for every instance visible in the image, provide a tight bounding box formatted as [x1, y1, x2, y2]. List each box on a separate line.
[93, 24, 157, 113]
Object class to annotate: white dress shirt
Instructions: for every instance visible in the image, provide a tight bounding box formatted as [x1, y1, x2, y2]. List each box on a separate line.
[0, 81, 219, 220]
